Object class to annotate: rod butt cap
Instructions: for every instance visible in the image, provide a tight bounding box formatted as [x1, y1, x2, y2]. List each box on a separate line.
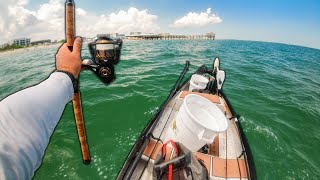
[83, 159, 91, 165]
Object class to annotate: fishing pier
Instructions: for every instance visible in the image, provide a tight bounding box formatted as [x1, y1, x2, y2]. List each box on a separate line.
[125, 32, 215, 40]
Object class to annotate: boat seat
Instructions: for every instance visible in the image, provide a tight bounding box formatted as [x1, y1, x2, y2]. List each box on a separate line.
[193, 152, 248, 178]
[180, 91, 220, 104]
[143, 139, 162, 160]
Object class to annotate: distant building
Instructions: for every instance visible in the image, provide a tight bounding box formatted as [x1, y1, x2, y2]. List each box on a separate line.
[31, 39, 51, 45]
[12, 38, 31, 46]
[126, 32, 158, 40]
[127, 32, 155, 37]
[115, 34, 126, 39]
[160, 33, 170, 36]
[130, 32, 142, 35]
[96, 33, 126, 39]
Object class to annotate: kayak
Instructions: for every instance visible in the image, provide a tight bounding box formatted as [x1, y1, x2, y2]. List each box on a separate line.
[117, 58, 256, 180]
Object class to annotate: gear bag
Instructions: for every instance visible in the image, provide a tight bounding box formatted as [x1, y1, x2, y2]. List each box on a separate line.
[153, 141, 208, 180]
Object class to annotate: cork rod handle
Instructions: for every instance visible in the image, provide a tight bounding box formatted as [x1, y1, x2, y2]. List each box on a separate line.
[65, 0, 91, 164]
[73, 92, 91, 164]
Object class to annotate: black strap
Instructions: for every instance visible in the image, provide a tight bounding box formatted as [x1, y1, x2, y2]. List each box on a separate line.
[55, 70, 79, 92]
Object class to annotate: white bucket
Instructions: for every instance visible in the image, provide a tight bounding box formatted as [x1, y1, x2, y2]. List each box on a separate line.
[189, 74, 209, 91]
[165, 94, 228, 151]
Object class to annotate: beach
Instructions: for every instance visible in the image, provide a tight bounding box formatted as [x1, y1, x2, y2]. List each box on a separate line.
[0, 43, 61, 57]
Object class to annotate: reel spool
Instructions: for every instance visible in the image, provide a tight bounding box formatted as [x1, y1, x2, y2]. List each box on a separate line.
[86, 36, 123, 84]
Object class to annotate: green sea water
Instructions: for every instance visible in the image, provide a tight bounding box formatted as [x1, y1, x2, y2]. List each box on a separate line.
[0, 40, 320, 179]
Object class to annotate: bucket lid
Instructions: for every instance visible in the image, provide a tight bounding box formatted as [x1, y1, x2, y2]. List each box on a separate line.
[183, 94, 228, 132]
[191, 74, 209, 84]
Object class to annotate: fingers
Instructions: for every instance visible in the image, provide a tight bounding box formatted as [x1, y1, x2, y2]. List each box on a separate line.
[59, 43, 72, 54]
[72, 37, 82, 56]
[55, 43, 69, 58]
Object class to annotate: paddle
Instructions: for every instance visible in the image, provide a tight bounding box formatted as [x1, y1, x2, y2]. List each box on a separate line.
[65, 0, 91, 164]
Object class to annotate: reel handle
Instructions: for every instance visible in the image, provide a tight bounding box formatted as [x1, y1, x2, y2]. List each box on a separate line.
[81, 58, 116, 85]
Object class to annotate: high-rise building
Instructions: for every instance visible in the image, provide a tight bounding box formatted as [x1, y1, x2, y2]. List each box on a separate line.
[12, 38, 31, 46]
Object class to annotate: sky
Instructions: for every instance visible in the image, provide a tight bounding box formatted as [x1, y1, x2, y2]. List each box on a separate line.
[0, 0, 319, 49]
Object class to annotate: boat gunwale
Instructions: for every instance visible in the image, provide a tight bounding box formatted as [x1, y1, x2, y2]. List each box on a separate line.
[220, 90, 257, 179]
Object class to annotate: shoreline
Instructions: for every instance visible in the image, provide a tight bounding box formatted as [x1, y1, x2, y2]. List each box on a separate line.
[0, 44, 61, 57]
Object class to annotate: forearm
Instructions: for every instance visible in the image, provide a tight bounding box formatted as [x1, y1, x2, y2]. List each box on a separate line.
[0, 72, 73, 179]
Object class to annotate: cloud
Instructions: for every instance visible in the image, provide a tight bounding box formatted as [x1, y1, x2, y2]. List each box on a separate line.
[0, 0, 159, 44]
[172, 8, 222, 28]
[0, 0, 65, 43]
[76, 7, 159, 39]
[91, 7, 159, 35]
[17, 0, 29, 6]
[76, 8, 87, 16]
[0, 0, 32, 39]
[36, 0, 63, 21]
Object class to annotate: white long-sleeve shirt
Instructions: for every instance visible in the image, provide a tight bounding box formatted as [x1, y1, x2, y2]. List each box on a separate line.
[0, 72, 74, 179]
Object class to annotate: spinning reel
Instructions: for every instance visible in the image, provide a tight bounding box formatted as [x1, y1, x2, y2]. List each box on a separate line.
[84, 36, 123, 84]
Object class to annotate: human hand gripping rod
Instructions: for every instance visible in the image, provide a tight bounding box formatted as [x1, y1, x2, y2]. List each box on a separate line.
[65, 0, 91, 164]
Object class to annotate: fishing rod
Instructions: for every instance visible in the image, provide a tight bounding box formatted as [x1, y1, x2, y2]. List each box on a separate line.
[65, 0, 91, 164]
[64, 0, 122, 164]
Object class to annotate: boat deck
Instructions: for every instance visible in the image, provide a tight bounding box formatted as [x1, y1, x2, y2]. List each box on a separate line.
[130, 87, 249, 179]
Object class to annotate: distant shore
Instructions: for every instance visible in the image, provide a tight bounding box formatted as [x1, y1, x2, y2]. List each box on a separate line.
[0, 44, 61, 57]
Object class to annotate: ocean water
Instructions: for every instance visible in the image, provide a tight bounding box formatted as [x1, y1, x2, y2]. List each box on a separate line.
[0, 40, 320, 179]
